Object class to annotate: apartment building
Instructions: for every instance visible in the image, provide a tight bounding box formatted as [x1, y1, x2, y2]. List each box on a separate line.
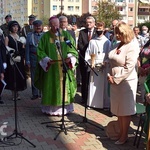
[0, 0, 6, 25]
[138, 0, 150, 24]
[113, 0, 135, 27]
[0, 0, 150, 27]
[0, 0, 32, 26]
[107, 0, 150, 27]
[82, 0, 135, 27]
[0, 0, 83, 26]
[49, 0, 82, 16]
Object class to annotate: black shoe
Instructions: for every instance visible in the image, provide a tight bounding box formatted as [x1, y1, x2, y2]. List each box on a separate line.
[0, 100, 4, 104]
[31, 95, 38, 100]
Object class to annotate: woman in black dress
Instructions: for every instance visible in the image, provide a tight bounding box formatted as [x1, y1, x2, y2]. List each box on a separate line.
[5, 21, 27, 100]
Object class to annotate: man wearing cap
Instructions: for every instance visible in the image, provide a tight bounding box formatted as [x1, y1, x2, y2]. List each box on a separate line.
[0, 14, 12, 37]
[25, 20, 44, 100]
[22, 14, 36, 79]
[22, 14, 36, 38]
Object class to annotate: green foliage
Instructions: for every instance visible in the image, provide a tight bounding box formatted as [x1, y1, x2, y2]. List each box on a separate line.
[138, 22, 150, 31]
[93, 1, 122, 28]
[39, 1, 150, 30]
[55, 1, 122, 29]
[77, 12, 93, 28]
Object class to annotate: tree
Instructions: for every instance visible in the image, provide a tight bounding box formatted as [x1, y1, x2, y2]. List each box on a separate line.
[77, 12, 92, 28]
[138, 22, 150, 31]
[93, 1, 122, 28]
[56, 13, 82, 28]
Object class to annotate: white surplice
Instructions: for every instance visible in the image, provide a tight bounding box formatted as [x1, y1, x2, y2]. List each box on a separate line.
[85, 35, 111, 109]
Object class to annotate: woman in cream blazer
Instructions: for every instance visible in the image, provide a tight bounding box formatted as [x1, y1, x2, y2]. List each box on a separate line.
[107, 21, 140, 145]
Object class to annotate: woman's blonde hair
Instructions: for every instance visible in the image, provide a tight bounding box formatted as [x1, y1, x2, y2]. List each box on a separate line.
[114, 21, 134, 44]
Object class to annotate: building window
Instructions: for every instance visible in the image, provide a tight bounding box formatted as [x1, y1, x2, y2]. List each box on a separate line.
[53, 5, 57, 11]
[139, 8, 145, 12]
[68, 0, 74, 2]
[139, 8, 150, 13]
[33, 7, 38, 13]
[59, 6, 64, 10]
[76, 0, 79, 2]
[129, 7, 133, 11]
[118, 7, 123, 11]
[75, 6, 79, 11]
[139, 16, 146, 20]
[33, 0, 38, 4]
[68, 6, 74, 11]
[129, 0, 133, 2]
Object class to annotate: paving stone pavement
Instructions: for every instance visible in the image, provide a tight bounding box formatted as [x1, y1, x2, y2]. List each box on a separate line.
[0, 78, 146, 150]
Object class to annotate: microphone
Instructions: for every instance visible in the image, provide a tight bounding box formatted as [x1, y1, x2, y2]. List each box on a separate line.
[56, 28, 61, 36]
[55, 40, 60, 49]
[64, 37, 72, 48]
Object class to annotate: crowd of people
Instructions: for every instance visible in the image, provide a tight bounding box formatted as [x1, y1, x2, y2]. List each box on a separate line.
[0, 13, 150, 146]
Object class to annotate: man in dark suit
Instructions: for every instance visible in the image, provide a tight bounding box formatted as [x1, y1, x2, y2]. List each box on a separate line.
[59, 16, 76, 42]
[22, 14, 36, 38]
[0, 14, 12, 37]
[77, 16, 97, 103]
[22, 14, 36, 79]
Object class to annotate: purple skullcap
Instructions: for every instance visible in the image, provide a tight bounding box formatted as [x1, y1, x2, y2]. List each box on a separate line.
[49, 16, 58, 22]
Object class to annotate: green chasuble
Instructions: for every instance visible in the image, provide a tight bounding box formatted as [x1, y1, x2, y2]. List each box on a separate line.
[34, 29, 78, 106]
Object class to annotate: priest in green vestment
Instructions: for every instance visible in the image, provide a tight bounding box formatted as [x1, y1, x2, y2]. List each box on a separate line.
[34, 16, 78, 115]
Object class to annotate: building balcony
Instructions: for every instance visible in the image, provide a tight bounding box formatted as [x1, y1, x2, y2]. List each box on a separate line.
[138, 11, 150, 15]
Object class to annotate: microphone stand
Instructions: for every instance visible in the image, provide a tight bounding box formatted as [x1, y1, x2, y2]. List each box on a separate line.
[4, 46, 36, 147]
[64, 38, 103, 130]
[41, 32, 73, 140]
